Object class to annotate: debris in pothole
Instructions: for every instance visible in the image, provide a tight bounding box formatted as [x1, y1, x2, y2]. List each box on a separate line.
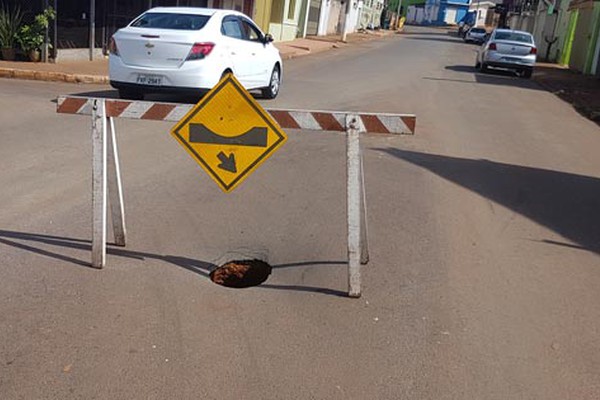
[210, 259, 272, 288]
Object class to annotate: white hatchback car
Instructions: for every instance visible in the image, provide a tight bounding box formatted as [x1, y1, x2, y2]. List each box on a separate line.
[109, 7, 282, 99]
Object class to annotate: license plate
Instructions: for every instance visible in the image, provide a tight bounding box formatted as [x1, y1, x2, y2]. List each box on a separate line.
[136, 74, 162, 86]
[503, 57, 521, 62]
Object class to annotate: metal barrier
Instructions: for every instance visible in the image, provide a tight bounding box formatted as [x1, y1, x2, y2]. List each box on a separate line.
[57, 95, 416, 297]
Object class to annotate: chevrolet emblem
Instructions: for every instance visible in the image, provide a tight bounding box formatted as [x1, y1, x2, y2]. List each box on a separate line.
[145, 43, 155, 49]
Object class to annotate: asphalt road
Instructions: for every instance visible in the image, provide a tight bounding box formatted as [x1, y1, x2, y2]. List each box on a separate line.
[1, 26, 599, 399]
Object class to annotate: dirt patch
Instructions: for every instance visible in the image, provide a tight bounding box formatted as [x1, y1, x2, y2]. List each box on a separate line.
[534, 65, 600, 126]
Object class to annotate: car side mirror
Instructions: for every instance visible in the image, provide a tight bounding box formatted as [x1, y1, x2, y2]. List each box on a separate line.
[263, 33, 274, 44]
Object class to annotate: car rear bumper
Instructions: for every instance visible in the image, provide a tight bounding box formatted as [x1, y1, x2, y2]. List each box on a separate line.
[485, 62, 534, 71]
[483, 52, 536, 69]
[110, 80, 209, 95]
[109, 54, 222, 91]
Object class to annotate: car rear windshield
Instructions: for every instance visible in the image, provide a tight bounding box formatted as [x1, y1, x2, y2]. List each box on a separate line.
[471, 28, 486, 33]
[130, 12, 210, 30]
[494, 31, 532, 43]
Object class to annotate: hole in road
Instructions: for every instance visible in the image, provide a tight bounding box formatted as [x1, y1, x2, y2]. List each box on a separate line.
[210, 259, 272, 288]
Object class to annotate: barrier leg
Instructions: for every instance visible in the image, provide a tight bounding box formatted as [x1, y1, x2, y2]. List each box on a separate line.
[346, 114, 361, 298]
[360, 151, 370, 265]
[91, 99, 107, 268]
[107, 117, 127, 247]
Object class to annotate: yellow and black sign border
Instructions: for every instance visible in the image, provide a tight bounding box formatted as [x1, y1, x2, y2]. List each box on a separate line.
[170, 74, 287, 192]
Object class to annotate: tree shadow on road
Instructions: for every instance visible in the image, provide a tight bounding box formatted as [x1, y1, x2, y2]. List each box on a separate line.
[0, 230, 347, 297]
[375, 148, 600, 255]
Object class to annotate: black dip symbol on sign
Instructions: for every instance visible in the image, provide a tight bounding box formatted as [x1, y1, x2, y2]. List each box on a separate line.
[189, 123, 269, 173]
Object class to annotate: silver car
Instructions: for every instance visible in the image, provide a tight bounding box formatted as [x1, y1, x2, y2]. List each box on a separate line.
[476, 29, 537, 78]
[465, 27, 487, 44]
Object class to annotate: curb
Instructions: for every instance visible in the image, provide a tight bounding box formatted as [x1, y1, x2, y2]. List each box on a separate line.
[0, 67, 109, 84]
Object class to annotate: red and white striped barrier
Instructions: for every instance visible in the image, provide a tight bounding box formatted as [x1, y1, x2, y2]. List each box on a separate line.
[57, 95, 416, 135]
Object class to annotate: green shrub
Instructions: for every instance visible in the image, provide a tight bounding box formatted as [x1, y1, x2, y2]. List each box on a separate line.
[0, 4, 23, 48]
[17, 7, 55, 52]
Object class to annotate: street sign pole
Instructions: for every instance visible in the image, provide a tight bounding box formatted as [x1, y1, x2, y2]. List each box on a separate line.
[91, 99, 107, 268]
[346, 114, 361, 297]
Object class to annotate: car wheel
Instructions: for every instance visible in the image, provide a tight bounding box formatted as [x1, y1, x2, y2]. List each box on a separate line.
[522, 69, 533, 79]
[262, 66, 281, 99]
[475, 60, 481, 70]
[119, 89, 144, 100]
[481, 63, 489, 73]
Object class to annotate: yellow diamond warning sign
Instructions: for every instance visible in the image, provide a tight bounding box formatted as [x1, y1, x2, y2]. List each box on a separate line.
[170, 74, 287, 192]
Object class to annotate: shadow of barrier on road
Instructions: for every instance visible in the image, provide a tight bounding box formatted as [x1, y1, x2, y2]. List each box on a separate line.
[0, 229, 349, 297]
[375, 148, 600, 255]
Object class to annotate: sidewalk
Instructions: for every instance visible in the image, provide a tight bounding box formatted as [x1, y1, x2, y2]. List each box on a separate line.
[0, 30, 398, 85]
[533, 63, 600, 125]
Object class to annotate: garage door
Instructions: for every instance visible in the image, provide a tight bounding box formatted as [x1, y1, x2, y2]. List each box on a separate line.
[306, 0, 321, 35]
[444, 8, 457, 25]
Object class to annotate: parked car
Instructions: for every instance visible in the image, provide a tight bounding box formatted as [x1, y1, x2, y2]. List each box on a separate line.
[475, 29, 537, 78]
[464, 27, 487, 44]
[458, 21, 472, 38]
[109, 7, 282, 100]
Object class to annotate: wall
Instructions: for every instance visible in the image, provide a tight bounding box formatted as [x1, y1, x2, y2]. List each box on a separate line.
[317, 0, 330, 34]
[268, 0, 304, 40]
[327, 0, 345, 33]
[254, 0, 274, 32]
[569, 4, 598, 72]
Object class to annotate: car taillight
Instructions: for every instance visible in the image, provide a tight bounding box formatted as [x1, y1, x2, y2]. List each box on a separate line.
[109, 36, 119, 56]
[489, 43, 497, 51]
[530, 47, 537, 55]
[186, 43, 215, 60]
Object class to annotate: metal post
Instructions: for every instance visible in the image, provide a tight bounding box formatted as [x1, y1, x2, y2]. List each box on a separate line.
[53, 0, 58, 61]
[346, 114, 361, 298]
[89, 0, 95, 61]
[91, 99, 107, 268]
[107, 117, 127, 247]
[43, 0, 49, 62]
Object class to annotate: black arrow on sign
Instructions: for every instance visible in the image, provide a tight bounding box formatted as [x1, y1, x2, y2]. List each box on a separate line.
[189, 124, 268, 147]
[217, 152, 237, 173]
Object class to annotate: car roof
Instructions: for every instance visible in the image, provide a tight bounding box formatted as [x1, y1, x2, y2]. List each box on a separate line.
[145, 7, 244, 17]
[494, 29, 532, 36]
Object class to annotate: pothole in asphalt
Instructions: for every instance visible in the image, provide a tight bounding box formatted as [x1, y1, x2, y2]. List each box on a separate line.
[209, 259, 272, 288]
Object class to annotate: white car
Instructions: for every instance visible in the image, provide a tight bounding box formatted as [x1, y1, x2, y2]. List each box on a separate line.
[109, 7, 282, 99]
[476, 29, 537, 78]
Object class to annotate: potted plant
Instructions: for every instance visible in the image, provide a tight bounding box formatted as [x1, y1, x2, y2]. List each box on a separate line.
[17, 7, 55, 62]
[0, 4, 23, 61]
